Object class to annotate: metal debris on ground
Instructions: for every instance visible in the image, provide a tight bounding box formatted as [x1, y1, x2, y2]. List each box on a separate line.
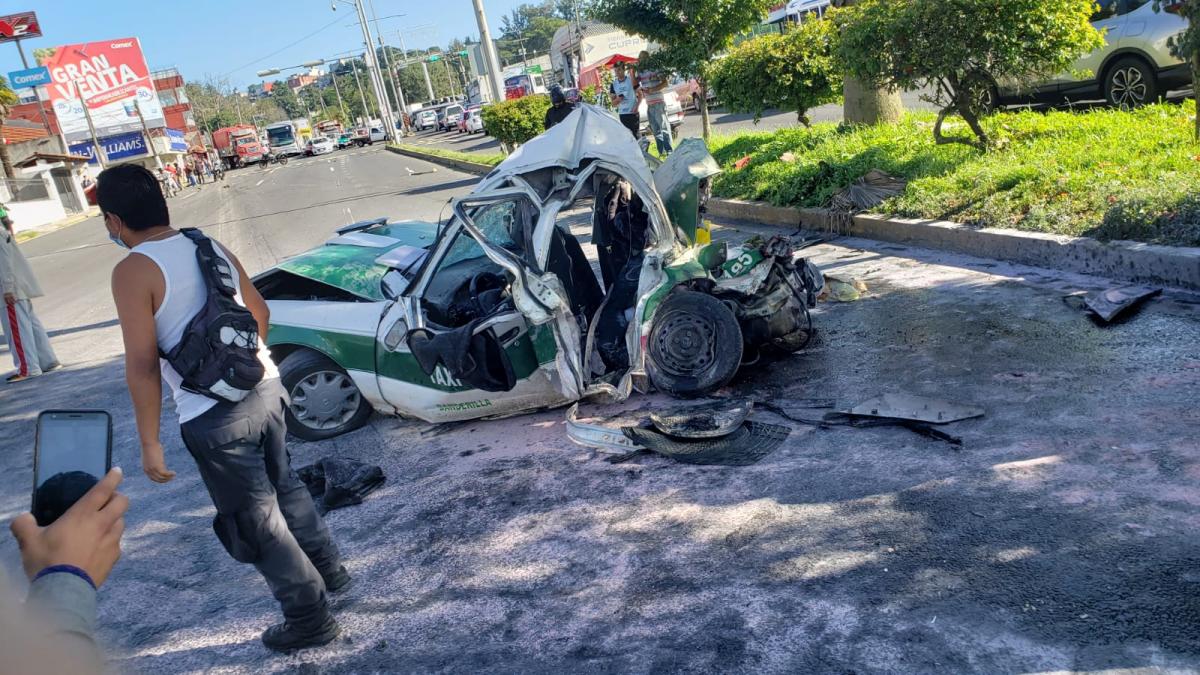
[841, 393, 984, 424]
[650, 400, 754, 438]
[1082, 286, 1162, 323]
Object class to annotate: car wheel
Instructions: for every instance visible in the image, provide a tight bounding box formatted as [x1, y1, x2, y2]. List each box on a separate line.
[1105, 57, 1158, 109]
[962, 71, 1000, 116]
[647, 290, 743, 398]
[279, 349, 373, 441]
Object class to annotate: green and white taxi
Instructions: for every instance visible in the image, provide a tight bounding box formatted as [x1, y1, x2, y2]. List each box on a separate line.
[253, 106, 822, 440]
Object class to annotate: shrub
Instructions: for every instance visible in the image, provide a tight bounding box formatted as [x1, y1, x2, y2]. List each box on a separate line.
[480, 95, 552, 147]
[836, 0, 1103, 149]
[710, 18, 841, 126]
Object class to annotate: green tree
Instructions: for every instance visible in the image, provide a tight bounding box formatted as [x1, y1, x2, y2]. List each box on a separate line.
[828, 0, 903, 127]
[270, 81, 303, 118]
[480, 94, 552, 149]
[1155, 0, 1200, 139]
[837, 0, 1103, 149]
[499, 2, 568, 65]
[591, 0, 773, 139]
[0, 76, 19, 178]
[710, 18, 841, 126]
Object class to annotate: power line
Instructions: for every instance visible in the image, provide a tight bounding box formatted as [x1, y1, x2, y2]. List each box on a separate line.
[222, 15, 348, 80]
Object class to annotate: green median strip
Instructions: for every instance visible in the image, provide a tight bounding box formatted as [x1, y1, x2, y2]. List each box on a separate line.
[709, 102, 1200, 248]
[389, 143, 504, 168]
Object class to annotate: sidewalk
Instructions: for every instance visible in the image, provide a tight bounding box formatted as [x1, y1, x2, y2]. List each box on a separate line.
[14, 206, 100, 243]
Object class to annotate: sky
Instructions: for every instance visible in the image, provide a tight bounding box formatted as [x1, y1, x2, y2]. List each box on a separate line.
[2, 0, 529, 89]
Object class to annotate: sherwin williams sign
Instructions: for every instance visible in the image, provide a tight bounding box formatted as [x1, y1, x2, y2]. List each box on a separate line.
[39, 38, 165, 143]
[69, 131, 149, 165]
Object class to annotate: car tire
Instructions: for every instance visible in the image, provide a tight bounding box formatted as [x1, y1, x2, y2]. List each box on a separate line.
[279, 349, 373, 441]
[647, 290, 743, 398]
[1105, 57, 1158, 109]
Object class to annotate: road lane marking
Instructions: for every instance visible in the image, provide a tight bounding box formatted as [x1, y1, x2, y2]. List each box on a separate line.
[255, 179, 265, 186]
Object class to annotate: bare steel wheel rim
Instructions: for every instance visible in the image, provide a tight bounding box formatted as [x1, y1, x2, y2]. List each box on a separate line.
[291, 370, 361, 430]
[653, 310, 718, 377]
[1112, 67, 1147, 108]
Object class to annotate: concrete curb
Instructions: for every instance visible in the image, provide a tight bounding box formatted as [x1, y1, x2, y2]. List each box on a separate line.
[708, 198, 1200, 291]
[15, 207, 101, 243]
[386, 145, 495, 176]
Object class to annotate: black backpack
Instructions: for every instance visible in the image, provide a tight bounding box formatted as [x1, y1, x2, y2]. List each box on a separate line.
[161, 228, 265, 402]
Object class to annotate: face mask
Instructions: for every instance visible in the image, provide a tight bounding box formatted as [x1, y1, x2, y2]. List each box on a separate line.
[107, 218, 128, 249]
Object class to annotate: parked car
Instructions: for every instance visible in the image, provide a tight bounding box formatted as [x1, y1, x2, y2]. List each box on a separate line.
[251, 107, 822, 440]
[351, 126, 387, 146]
[464, 107, 485, 134]
[980, 0, 1191, 111]
[336, 132, 354, 149]
[440, 104, 464, 132]
[413, 109, 438, 131]
[307, 136, 335, 156]
[671, 76, 717, 111]
[638, 90, 685, 135]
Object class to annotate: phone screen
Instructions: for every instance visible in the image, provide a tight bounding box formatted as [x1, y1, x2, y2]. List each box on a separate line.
[33, 411, 111, 525]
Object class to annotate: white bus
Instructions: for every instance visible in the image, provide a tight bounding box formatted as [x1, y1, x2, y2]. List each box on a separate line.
[264, 121, 305, 157]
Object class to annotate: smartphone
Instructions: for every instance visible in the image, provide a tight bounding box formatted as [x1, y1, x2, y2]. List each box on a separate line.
[32, 410, 112, 526]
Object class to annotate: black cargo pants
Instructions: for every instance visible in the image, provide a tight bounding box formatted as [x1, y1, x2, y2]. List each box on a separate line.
[181, 378, 341, 629]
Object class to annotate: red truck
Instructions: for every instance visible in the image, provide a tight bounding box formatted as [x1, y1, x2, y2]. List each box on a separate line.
[212, 124, 265, 169]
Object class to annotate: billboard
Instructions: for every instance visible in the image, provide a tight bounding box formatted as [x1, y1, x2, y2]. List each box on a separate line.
[0, 12, 42, 43]
[40, 38, 165, 143]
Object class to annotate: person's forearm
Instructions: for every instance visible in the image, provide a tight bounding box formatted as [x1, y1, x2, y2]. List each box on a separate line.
[125, 358, 163, 447]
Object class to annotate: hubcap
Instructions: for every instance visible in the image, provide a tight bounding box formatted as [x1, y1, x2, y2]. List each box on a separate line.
[291, 370, 361, 430]
[653, 310, 717, 377]
[1111, 68, 1147, 108]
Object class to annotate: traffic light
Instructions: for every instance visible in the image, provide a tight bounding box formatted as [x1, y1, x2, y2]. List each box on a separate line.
[427, 54, 440, 62]
[457, 50, 468, 57]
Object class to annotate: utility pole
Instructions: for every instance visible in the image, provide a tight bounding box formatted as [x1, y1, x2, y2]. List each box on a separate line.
[134, 100, 164, 170]
[470, 0, 505, 106]
[74, 79, 107, 168]
[351, 0, 396, 135]
[330, 67, 349, 120]
[420, 61, 435, 101]
[350, 58, 372, 124]
[368, 1, 409, 134]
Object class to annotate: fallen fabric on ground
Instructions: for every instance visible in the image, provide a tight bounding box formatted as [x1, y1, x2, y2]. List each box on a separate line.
[297, 458, 386, 513]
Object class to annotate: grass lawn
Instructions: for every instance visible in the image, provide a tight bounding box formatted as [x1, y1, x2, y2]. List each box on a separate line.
[708, 102, 1200, 247]
[391, 143, 504, 167]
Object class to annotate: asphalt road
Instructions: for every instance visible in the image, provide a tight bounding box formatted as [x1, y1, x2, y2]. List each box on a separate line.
[2, 147, 1200, 673]
[404, 91, 935, 157]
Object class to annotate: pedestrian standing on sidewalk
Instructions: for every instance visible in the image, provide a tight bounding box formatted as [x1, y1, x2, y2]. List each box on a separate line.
[636, 51, 672, 156]
[183, 160, 195, 188]
[0, 212, 60, 383]
[97, 164, 350, 652]
[609, 60, 640, 139]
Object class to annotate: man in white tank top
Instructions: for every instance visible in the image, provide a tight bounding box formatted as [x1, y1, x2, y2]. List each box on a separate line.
[96, 164, 348, 652]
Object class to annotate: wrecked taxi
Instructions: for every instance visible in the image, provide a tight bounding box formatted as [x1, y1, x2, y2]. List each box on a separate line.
[253, 106, 823, 440]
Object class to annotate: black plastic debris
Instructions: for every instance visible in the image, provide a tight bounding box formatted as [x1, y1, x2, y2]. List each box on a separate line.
[650, 401, 753, 438]
[1083, 286, 1162, 323]
[623, 421, 791, 466]
[840, 394, 983, 424]
[297, 458, 386, 514]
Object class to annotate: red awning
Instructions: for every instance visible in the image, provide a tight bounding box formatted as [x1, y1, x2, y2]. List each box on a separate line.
[578, 53, 639, 89]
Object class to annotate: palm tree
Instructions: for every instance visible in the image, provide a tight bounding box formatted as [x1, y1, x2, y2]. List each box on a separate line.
[0, 76, 19, 179]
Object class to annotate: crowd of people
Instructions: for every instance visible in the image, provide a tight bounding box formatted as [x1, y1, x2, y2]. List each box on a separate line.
[156, 154, 222, 198]
[544, 50, 674, 157]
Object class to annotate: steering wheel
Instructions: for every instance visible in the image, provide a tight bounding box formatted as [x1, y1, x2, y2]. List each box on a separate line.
[469, 271, 506, 299]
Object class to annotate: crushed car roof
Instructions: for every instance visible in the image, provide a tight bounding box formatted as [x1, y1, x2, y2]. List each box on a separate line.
[276, 220, 438, 300]
[477, 104, 655, 192]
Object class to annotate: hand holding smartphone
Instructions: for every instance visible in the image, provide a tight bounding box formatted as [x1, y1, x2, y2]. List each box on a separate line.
[32, 411, 112, 527]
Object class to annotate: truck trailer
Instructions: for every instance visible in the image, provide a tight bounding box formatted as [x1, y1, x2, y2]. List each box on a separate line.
[212, 124, 265, 169]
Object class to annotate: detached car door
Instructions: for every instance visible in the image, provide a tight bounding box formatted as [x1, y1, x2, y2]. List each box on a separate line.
[373, 195, 574, 423]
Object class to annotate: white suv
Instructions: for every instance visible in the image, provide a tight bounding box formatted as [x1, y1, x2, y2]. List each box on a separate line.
[985, 0, 1190, 110]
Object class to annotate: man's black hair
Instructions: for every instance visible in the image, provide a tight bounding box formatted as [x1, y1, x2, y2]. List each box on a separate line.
[96, 163, 170, 231]
[550, 84, 566, 106]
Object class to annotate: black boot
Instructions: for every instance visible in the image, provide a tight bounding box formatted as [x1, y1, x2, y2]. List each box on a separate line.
[323, 565, 352, 594]
[261, 615, 341, 653]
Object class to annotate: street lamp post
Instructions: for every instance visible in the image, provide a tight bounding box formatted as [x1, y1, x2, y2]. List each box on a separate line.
[350, 58, 372, 124]
[367, 4, 409, 134]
